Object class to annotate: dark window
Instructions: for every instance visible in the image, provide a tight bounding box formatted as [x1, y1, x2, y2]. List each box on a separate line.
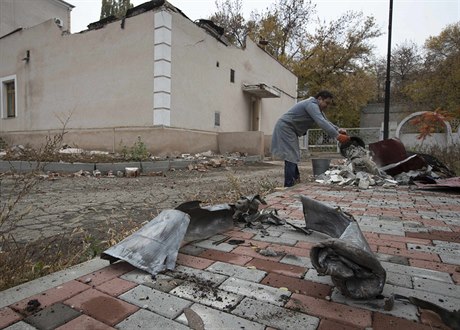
[230, 69, 235, 83]
[5, 81, 15, 118]
[214, 112, 220, 126]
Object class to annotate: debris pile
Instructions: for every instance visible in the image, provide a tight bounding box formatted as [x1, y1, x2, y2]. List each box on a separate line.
[314, 137, 456, 189]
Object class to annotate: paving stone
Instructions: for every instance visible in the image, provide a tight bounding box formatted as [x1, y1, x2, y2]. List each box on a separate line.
[170, 282, 242, 310]
[3, 321, 37, 330]
[286, 293, 372, 328]
[206, 261, 267, 282]
[191, 239, 236, 252]
[175, 253, 214, 270]
[218, 277, 290, 307]
[0, 307, 23, 329]
[386, 271, 413, 288]
[64, 288, 138, 326]
[376, 253, 409, 265]
[331, 288, 419, 321]
[279, 254, 313, 268]
[232, 297, 319, 329]
[96, 277, 138, 297]
[383, 283, 460, 312]
[167, 265, 228, 287]
[261, 273, 331, 299]
[303, 269, 334, 285]
[198, 249, 253, 265]
[412, 276, 460, 299]
[175, 303, 264, 329]
[178, 245, 206, 256]
[23, 303, 80, 330]
[77, 263, 135, 286]
[381, 261, 453, 283]
[372, 311, 433, 330]
[246, 258, 306, 278]
[251, 233, 298, 246]
[116, 308, 188, 330]
[359, 224, 405, 236]
[55, 315, 114, 330]
[119, 285, 191, 319]
[317, 318, 360, 330]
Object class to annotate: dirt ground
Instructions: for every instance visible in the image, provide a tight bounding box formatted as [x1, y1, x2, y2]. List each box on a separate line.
[1, 160, 314, 245]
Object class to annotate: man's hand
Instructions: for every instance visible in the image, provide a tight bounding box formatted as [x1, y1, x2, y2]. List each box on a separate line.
[337, 134, 351, 144]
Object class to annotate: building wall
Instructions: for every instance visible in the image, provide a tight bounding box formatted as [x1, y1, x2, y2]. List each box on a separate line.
[170, 12, 297, 133]
[0, 5, 297, 156]
[0, 0, 72, 37]
[0, 14, 155, 132]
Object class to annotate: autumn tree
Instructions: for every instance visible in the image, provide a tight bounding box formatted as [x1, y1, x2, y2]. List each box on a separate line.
[405, 22, 460, 115]
[210, 0, 250, 48]
[293, 11, 382, 126]
[100, 0, 133, 19]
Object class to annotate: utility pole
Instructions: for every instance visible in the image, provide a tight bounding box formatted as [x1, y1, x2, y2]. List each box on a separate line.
[383, 0, 393, 139]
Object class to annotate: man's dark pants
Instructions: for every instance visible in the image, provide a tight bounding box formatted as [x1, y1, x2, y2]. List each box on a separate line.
[284, 160, 300, 187]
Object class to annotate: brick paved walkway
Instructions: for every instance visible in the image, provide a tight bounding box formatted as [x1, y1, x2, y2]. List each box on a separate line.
[1, 183, 459, 329]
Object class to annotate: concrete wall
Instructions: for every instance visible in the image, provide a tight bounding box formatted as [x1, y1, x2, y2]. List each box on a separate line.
[361, 103, 413, 128]
[218, 131, 264, 156]
[0, 0, 72, 36]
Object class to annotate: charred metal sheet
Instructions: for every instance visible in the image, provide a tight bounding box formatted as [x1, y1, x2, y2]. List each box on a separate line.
[379, 154, 427, 176]
[101, 209, 190, 276]
[175, 201, 234, 242]
[369, 138, 407, 167]
[301, 195, 386, 299]
[414, 176, 460, 190]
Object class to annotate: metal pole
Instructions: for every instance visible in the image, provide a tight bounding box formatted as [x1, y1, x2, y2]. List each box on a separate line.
[383, 0, 393, 140]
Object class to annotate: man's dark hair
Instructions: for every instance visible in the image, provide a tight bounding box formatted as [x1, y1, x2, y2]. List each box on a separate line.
[315, 90, 333, 99]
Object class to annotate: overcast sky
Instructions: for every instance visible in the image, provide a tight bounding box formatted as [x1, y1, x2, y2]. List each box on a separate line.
[69, 0, 460, 57]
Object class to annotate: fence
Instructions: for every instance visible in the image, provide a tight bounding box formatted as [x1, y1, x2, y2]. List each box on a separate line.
[301, 127, 381, 154]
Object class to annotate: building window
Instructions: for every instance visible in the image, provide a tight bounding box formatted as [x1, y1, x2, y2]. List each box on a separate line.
[1, 75, 17, 118]
[230, 69, 235, 83]
[214, 112, 220, 127]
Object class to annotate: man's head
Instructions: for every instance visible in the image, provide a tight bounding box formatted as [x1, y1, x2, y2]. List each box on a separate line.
[315, 90, 333, 111]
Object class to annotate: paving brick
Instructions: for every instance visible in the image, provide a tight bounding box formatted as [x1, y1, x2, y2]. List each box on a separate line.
[198, 249, 253, 266]
[0, 307, 22, 328]
[221, 229, 255, 240]
[3, 321, 36, 329]
[261, 273, 331, 299]
[286, 293, 372, 328]
[303, 269, 334, 285]
[251, 233, 298, 246]
[175, 253, 215, 269]
[116, 308, 188, 330]
[381, 261, 453, 283]
[168, 265, 228, 287]
[191, 239, 236, 252]
[413, 276, 460, 299]
[267, 243, 310, 257]
[77, 262, 135, 286]
[382, 283, 460, 312]
[64, 288, 138, 326]
[95, 277, 138, 297]
[331, 288, 419, 321]
[406, 231, 460, 244]
[246, 258, 306, 278]
[386, 271, 413, 288]
[419, 309, 452, 330]
[175, 303, 264, 330]
[55, 314, 115, 330]
[119, 285, 190, 319]
[232, 297, 319, 329]
[378, 246, 440, 261]
[279, 254, 313, 268]
[170, 282, 242, 310]
[218, 277, 290, 307]
[178, 244, 206, 256]
[23, 303, 80, 330]
[317, 318, 361, 330]
[10, 280, 90, 315]
[408, 259, 458, 279]
[372, 311, 433, 330]
[206, 261, 267, 282]
[231, 246, 284, 261]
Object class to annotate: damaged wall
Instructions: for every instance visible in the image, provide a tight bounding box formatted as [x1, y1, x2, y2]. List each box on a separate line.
[0, 0, 72, 37]
[0, 3, 297, 156]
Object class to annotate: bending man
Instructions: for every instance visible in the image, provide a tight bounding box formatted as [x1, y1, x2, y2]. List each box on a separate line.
[271, 90, 350, 187]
